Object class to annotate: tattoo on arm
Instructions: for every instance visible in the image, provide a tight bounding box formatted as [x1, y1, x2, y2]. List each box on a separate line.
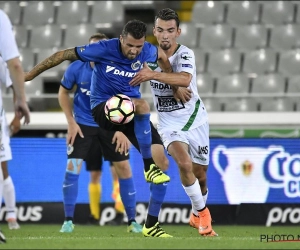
[29, 48, 78, 79]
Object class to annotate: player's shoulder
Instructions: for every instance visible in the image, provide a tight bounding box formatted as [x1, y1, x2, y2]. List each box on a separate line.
[66, 60, 89, 74]
[176, 44, 195, 59]
[103, 38, 119, 48]
[69, 60, 86, 69]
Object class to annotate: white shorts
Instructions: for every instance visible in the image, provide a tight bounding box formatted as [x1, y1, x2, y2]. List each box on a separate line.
[0, 110, 12, 162]
[158, 121, 210, 165]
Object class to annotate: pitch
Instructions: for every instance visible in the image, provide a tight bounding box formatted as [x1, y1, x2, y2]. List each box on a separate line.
[2, 224, 300, 249]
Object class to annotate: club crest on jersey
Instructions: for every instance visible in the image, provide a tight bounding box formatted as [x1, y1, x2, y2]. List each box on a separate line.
[131, 60, 141, 70]
[79, 47, 85, 52]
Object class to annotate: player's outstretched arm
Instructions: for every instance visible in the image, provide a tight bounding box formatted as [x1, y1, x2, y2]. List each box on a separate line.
[25, 48, 78, 81]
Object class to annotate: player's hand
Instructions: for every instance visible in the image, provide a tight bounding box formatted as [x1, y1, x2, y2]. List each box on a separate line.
[112, 131, 131, 155]
[129, 62, 154, 86]
[172, 86, 192, 103]
[14, 99, 30, 124]
[67, 121, 84, 146]
[9, 114, 21, 136]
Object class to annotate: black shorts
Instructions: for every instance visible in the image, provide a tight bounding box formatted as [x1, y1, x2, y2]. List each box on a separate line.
[92, 102, 163, 152]
[68, 123, 129, 172]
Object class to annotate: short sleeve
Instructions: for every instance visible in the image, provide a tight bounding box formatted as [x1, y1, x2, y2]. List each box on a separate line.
[177, 49, 195, 75]
[61, 62, 77, 90]
[143, 42, 158, 63]
[0, 10, 20, 61]
[75, 41, 106, 63]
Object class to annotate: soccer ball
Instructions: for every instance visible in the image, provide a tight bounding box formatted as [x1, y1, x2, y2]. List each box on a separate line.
[104, 94, 135, 124]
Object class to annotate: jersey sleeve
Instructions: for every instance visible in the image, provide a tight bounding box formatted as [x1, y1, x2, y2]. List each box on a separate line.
[0, 10, 20, 61]
[61, 62, 77, 90]
[75, 41, 105, 62]
[5, 65, 12, 88]
[143, 42, 158, 63]
[177, 49, 195, 75]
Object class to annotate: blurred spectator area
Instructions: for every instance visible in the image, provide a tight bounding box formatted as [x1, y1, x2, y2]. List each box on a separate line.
[1, 1, 300, 112]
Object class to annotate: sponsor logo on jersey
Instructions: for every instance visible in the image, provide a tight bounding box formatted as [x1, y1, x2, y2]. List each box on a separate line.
[105, 66, 137, 77]
[180, 52, 192, 61]
[150, 81, 172, 90]
[131, 60, 141, 70]
[182, 64, 193, 68]
[80, 88, 90, 96]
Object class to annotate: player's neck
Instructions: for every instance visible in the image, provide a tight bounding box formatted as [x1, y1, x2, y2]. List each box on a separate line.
[164, 43, 180, 58]
[90, 62, 94, 68]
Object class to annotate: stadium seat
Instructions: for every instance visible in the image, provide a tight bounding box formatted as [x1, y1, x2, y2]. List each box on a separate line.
[196, 73, 214, 95]
[216, 74, 249, 94]
[63, 24, 97, 48]
[0, 1, 21, 25]
[287, 75, 300, 93]
[22, 1, 55, 26]
[261, 1, 295, 26]
[207, 49, 241, 76]
[90, 1, 124, 27]
[13, 25, 28, 48]
[234, 24, 268, 51]
[177, 22, 198, 48]
[226, 1, 260, 25]
[252, 74, 285, 95]
[201, 97, 223, 112]
[259, 97, 296, 112]
[18, 48, 35, 72]
[296, 3, 300, 23]
[193, 48, 206, 73]
[243, 49, 277, 75]
[270, 24, 300, 50]
[278, 50, 300, 76]
[56, 1, 90, 25]
[30, 25, 62, 49]
[199, 24, 232, 50]
[224, 97, 258, 112]
[191, 1, 225, 26]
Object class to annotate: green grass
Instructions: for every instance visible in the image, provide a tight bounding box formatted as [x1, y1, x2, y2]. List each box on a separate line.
[2, 224, 300, 249]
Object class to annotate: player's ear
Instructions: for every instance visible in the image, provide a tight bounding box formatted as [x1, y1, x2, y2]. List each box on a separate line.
[119, 35, 123, 43]
[176, 28, 181, 38]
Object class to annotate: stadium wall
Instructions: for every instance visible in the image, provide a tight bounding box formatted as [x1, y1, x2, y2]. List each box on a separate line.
[0, 136, 299, 226]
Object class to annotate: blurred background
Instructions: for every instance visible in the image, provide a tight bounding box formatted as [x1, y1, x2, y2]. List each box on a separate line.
[1, 1, 299, 226]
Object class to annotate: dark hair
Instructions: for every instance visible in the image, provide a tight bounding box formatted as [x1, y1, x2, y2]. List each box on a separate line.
[155, 8, 180, 28]
[89, 33, 108, 42]
[122, 19, 147, 39]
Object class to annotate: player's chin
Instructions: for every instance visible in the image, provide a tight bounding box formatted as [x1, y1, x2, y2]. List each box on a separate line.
[127, 54, 137, 60]
[159, 43, 170, 51]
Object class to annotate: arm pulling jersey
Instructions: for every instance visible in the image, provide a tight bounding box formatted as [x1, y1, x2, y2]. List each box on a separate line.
[61, 60, 98, 127]
[75, 38, 158, 109]
[149, 45, 208, 131]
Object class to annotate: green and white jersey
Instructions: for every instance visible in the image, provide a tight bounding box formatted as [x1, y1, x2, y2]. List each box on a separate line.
[148, 44, 208, 131]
